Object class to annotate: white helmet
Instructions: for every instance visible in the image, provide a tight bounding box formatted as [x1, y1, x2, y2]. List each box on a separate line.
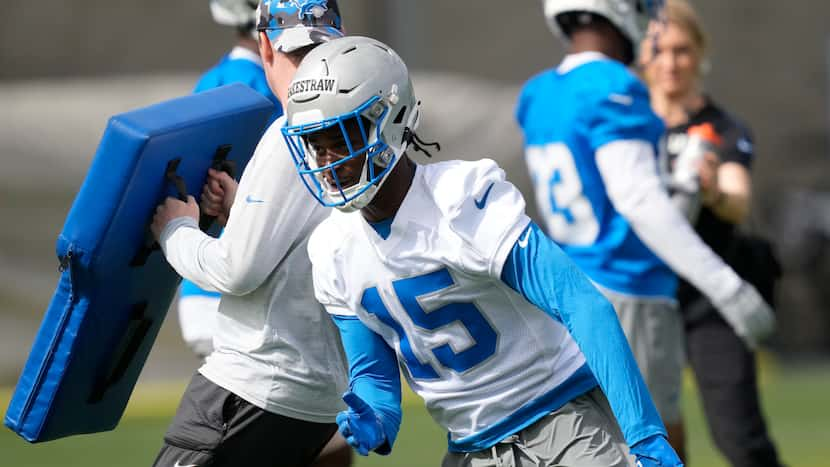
[210, 0, 259, 35]
[543, 0, 664, 63]
[282, 36, 425, 212]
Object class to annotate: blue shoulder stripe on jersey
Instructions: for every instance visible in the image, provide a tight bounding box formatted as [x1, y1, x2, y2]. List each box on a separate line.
[180, 279, 221, 298]
[499, 222, 666, 446]
[332, 315, 402, 455]
[448, 363, 597, 452]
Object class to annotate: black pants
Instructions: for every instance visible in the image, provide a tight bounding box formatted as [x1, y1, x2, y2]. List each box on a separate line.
[684, 306, 783, 467]
[152, 373, 338, 467]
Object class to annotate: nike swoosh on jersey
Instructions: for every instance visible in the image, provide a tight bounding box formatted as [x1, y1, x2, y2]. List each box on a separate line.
[245, 194, 265, 204]
[608, 93, 633, 106]
[517, 228, 531, 248]
[174, 461, 199, 467]
[474, 183, 496, 209]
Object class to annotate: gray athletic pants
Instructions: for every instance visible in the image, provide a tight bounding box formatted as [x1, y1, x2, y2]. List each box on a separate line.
[600, 287, 685, 425]
[442, 389, 636, 467]
[152, 372, 337, 467]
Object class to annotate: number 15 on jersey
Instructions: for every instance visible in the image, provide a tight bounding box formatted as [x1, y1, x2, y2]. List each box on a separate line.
[361, 269, 498, 380]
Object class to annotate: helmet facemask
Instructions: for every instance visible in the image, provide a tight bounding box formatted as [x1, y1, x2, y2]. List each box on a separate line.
[284, 94, 419, 212]
[282, 36, 424, 213]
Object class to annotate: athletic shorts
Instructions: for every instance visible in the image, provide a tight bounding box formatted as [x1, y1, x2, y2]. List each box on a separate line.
[442, 389, 635, 467]
[601, 288, 685, 425]
[152, 373, 338, 467]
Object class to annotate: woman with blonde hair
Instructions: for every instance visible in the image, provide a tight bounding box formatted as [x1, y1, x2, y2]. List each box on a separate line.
[641, 1, 784, 466]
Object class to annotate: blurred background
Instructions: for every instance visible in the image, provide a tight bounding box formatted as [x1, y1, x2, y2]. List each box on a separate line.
[1, 1, 828, 466]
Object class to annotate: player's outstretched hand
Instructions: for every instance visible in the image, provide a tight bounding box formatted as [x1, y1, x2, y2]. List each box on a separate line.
[201, 168, 237, 226]
[151, 195, 199, 241]
[714, 281, 776, 350]
[336, 391, 386, 456]
[630, 434, 684, 467]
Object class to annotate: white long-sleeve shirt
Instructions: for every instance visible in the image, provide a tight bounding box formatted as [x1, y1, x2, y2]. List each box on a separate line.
[595, 140, 742, 304]
[160, 116, 348, 423]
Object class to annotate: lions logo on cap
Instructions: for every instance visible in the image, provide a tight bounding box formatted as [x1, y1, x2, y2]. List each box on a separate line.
[293, 0, 328, 19]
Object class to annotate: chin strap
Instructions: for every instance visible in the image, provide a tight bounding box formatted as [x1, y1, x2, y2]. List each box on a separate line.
[403, 128, 441, 158]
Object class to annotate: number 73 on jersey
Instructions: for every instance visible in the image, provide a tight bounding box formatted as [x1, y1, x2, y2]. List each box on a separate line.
[525, 142, 599, 246]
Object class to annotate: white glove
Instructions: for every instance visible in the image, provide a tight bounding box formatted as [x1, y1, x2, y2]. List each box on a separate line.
[713, 281, 776, 349]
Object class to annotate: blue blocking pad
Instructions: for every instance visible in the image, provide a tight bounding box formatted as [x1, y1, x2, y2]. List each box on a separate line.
[4, 83, 274, 442]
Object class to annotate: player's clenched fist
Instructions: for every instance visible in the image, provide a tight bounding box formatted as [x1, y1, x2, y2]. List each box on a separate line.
[631, 434, 684, 467]
[151, 195, 199, 241]
[336, 391, 386, 456]
[201, 168, 237, 226]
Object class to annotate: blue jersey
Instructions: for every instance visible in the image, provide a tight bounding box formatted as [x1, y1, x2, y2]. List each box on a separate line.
[516, 57, 676, 298]
[182, 48, 282, 300]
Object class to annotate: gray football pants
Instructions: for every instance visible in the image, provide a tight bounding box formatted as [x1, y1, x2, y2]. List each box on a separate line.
[600, 287, 685, 425]
[442, 389, 636, 467]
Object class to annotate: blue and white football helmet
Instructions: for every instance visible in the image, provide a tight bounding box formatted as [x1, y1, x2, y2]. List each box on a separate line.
[543, 0, 664, 63]
[256, 0, 344, 52]
[282, 36, 421, 212]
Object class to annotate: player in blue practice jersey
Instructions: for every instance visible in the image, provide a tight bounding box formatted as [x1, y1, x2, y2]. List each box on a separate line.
[178, 0, 284, 360]
[196, 0, 281, 113]
[281, 35, 682, 467]
[517, 0, 775, 458]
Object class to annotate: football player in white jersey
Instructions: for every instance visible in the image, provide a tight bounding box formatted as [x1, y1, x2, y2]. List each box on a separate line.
[148, 2, 352, 466]
[281, 35, 683, 467]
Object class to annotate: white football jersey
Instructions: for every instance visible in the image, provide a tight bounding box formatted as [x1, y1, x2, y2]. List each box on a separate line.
[308, 159, 589, 445]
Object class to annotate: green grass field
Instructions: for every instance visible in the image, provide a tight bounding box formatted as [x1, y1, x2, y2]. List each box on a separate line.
[2, 360, 828, 467]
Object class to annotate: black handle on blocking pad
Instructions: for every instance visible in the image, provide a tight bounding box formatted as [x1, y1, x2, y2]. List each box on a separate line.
[88, 302, 152, 403]
[130, 158, 189, 267]
[198, 144, 235, 232]
[165, 158, 189, 202]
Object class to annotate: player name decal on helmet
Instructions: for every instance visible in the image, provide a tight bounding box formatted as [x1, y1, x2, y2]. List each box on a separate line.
[288, 78, 338, 100]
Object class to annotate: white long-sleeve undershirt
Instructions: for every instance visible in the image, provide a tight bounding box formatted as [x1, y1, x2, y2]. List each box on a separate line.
[595, 139, 742, 304]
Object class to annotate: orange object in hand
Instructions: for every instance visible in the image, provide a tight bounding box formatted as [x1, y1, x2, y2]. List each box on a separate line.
[687, 122, 723, 146]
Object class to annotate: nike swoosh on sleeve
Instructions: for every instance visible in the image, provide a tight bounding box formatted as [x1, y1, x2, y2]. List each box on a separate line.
[474, 183, 496, 209]
[517, 228, 532, 248]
